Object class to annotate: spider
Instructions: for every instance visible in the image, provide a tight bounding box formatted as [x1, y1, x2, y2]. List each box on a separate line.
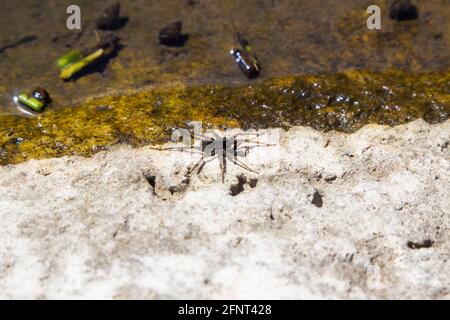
[153, 130, 274, 183]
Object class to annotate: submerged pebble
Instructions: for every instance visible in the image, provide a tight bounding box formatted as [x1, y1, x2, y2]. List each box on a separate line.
[96, 2, 122, 30]
[230, 29, 261, 79]
[389, 0, 418, 21]
[13, 87, 51, 113]
[159, 21, 186, 47]
[31, 87, 51, 104]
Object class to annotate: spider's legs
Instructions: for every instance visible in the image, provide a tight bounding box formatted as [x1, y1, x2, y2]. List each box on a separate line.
[150, 145, 205, 157]
[195, 155, 218, 175]
[233, 158, 259, 174]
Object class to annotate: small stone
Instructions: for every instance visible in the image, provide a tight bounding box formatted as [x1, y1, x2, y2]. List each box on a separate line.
[96, 2, 121, 30]
[389, 0, 418, 21]
[31, 87, 51, 104]
[248, 178, 258, 188]
[407, 239, 433, 249]
[159, 21, 187, 47]
[311, 190, 323, 208]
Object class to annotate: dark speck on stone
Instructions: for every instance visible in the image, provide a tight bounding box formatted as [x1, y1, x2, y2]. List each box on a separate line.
[230, 175, 247, 196]
[311, 190, 323, 208]
[248, 178, 258, 188]
[389, 0, 419, 21]
[407, 239, 434, 249]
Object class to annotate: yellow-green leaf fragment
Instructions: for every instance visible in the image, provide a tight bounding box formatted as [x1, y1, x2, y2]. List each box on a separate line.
[17, 93, 45, 112]
[56, 51, 82, 69]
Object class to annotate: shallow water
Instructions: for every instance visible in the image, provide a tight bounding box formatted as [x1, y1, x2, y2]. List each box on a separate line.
[0, 0, 449, 112]
[0, 0, 449, 164]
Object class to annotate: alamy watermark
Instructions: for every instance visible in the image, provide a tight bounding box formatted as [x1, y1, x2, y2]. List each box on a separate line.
[66, 5, 81, 30]
[367, 5, 382, 30]
[66, 4, 382, 31]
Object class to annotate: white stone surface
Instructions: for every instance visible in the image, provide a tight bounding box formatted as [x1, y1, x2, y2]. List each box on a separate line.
[0, 119, 448, 299]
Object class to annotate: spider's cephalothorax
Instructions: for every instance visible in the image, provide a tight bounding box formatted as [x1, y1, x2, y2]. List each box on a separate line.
[199, 134, 248, 159]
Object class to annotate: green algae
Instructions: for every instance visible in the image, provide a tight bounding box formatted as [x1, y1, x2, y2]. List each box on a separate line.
[1, 70, 449, 165]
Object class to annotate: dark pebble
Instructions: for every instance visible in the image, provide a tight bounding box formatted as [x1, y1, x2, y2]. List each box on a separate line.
[31, 87, 51, 104]
[389, 0, 418, 21]
[96, 2, 122, 30]
[159, 21, 187, 47]
[311, 190, 323, 208]
[407, 239, 433, 249]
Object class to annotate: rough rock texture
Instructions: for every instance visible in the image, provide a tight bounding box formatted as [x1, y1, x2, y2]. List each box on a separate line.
[0, 119, 449, 299]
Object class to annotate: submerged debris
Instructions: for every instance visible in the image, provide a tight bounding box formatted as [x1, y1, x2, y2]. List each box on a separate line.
[230, 49, 260, 79]
[13, 87, 51, 113]
[96, 2, 124, 30]
[159, 21, 187, 47]
[56, 51, 83, 69]
[57, 34, 121, 80]
[389, 0, 419, 21]
[230, 27, 260, 79]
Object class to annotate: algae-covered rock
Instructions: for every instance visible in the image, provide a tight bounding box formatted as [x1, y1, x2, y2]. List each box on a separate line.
[1, 70, 449, 165]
